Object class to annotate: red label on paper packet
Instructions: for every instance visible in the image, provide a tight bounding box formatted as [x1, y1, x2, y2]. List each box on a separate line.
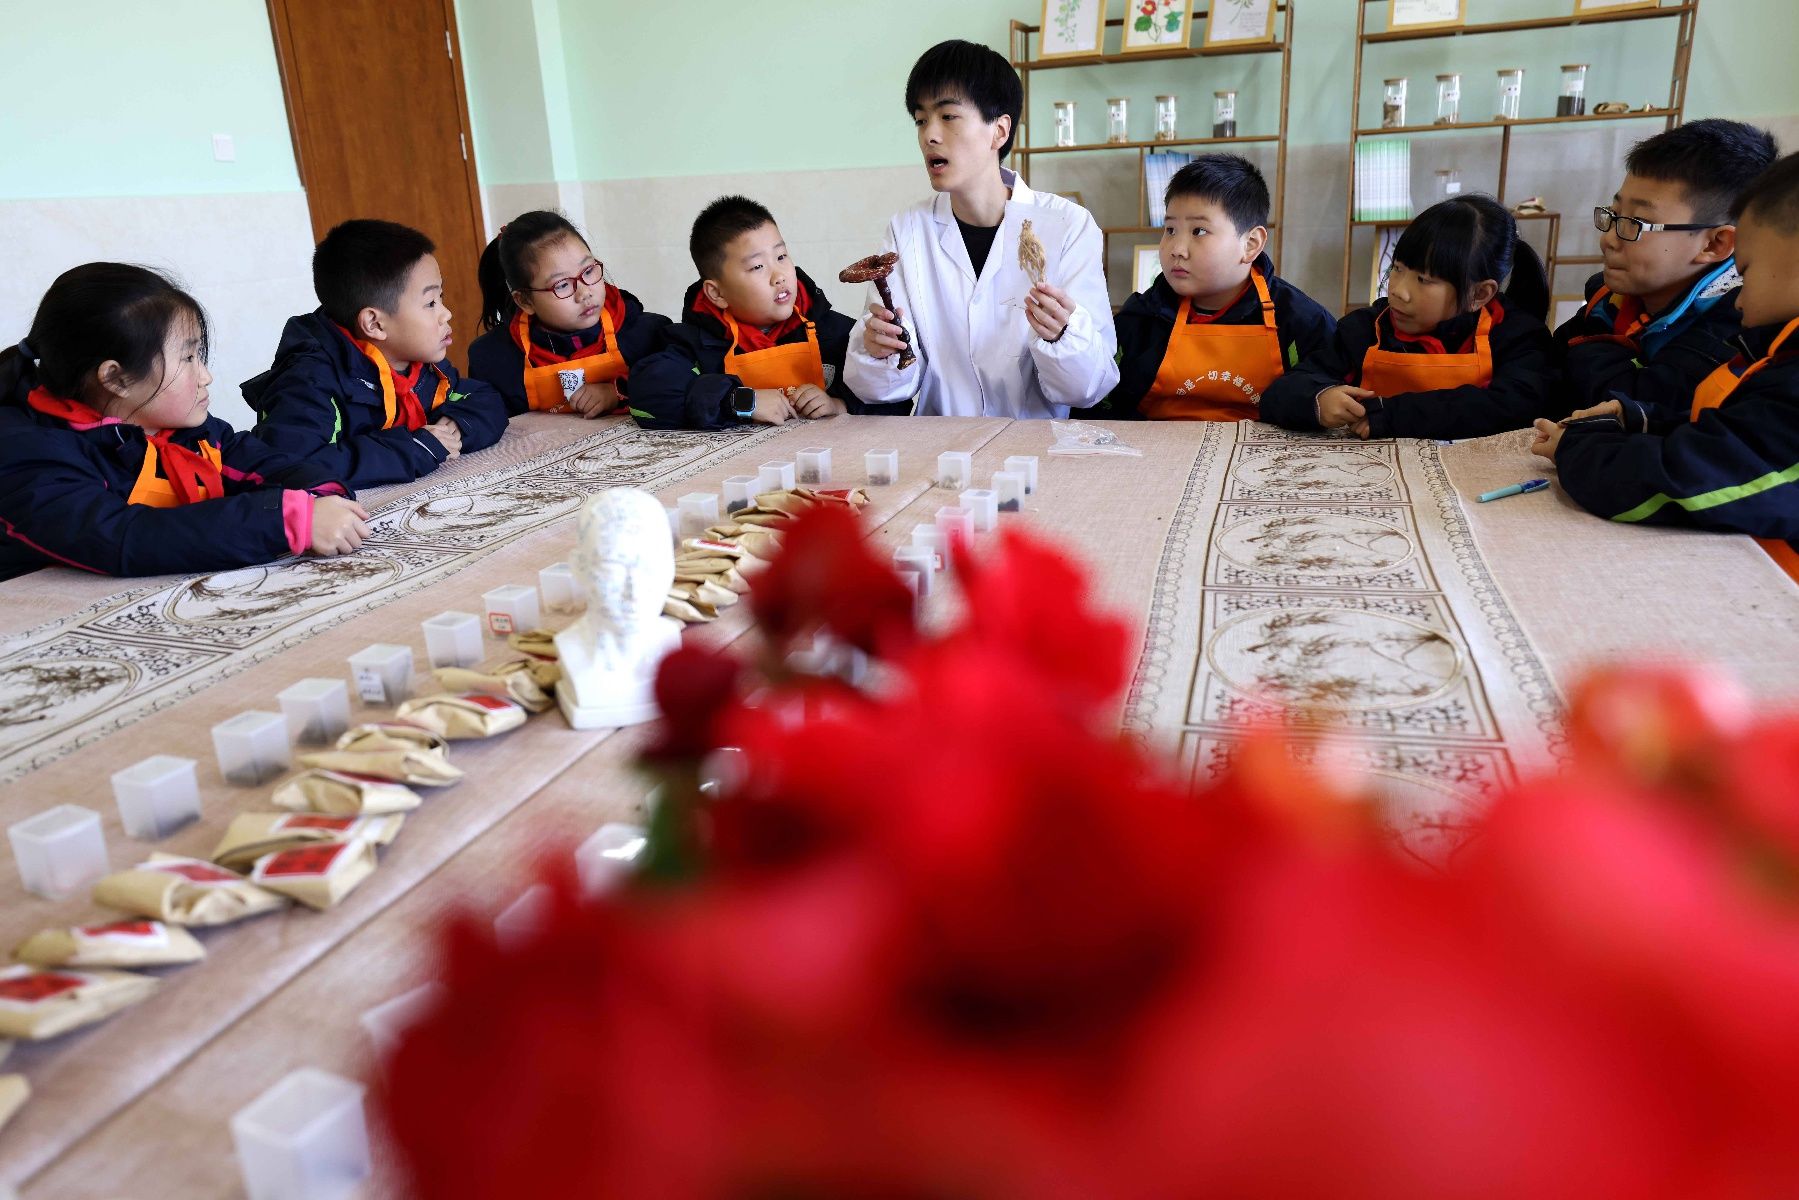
[276, 814, 359, 832]
[146, 860, 241, 885]
[257, 843, 349, 879]
[0, 971, 85, 1005]
[75, 920, 161, 940]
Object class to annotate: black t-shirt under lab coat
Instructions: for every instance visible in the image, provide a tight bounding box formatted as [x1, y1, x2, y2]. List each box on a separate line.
[957, 218, 1000, 280]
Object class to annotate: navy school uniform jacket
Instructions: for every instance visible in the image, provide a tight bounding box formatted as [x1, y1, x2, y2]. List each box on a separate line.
[466, 287, 671, 417]
[1259, 295, 1558, 439]
[1553, 263, 1744, 432]
[241, 308, 510, 489]
[1089, 253, 1337, 418]
[1555, 319, 1799, 549]
[0, 379, 351, 580]
[628, 268, 895, 430]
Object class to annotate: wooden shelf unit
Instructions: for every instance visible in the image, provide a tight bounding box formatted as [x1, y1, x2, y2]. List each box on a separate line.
[1008, 4, 1294, 272]
[1338, 0, 1698, 312]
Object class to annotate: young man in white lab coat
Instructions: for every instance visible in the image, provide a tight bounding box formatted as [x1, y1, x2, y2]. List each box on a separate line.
[844, 39, 1119, 419]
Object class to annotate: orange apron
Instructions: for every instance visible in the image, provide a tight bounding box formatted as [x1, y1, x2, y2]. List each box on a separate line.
[720, 312, 827, 391]
[511, 308, 627, 413]
[1358, 305, 1495, 397]
[1689, 315, 1799, 583]
[127, 437, 224, 508]
[1143, 270, 1286, 421]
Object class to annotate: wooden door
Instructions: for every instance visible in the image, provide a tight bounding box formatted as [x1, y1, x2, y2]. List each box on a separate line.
[266, 0, 487, 368]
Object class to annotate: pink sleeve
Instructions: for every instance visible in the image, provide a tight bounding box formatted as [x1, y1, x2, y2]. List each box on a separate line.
[281, 490, 313, 555]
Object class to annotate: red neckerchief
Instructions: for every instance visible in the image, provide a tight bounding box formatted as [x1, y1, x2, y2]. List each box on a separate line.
[1182, 278, 1252, 326]
[147, 431, 224, 502]
[1386, 300, 1504, 355]
[389, 359, 427, 430]
[692, 280, 814, 352]
[332, 323, 429, 430]
[28, 387, 222, 502]
[518, 286, 627, 367]
[1604, 292, 1650, 339]
[26, 387, 116, 429]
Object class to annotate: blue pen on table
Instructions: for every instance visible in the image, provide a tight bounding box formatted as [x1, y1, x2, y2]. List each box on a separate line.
[1478, 478, 1550, 503]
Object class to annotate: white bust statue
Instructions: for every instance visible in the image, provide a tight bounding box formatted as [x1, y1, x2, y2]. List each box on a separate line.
[554, 488, 683, 729]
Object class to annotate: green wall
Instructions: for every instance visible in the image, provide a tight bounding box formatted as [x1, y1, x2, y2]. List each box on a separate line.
[0, 0, 1790, 202]
[0, 0, 299, 200]
[543, 0, 1797, 182]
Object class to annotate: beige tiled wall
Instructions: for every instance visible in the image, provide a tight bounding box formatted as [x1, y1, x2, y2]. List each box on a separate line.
[0, 192, 316, 431]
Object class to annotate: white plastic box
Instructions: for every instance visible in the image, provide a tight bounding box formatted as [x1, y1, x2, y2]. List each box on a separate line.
[865, 449, 899, 486]
[959, 488, 999, 532]
[937, 451, 972, 490]
[277, 679, 351, 746]
[211, 711, 291, 786]
[893, 546, 937, 597]
[576, 822, 648, 896]
[538, 563, 581, 613]
[722, 475, 759, 513]
[421, 612, 483, 669]
[482, 585, 540, 637]
[9, 805, 107, 899]
[111, 755, 202, 839]
[757, 460, 797, 492]
[992, 470, 1027, 513]
[676, 493, 721, 540]
[1004, 454, 1041, 495]
[935, 505, 975, 549]
[910, 525, 948, 571]
[796, 447, 832, 485]
[347, 644, 414, 706]
[231, 1067, 372, 1200]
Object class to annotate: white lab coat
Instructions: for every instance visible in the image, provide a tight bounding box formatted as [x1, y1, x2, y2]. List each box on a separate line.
[844, 169, 1119, 419]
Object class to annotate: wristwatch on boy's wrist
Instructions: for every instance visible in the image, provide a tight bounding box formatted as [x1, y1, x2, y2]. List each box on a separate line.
[732, 386, 757, 421]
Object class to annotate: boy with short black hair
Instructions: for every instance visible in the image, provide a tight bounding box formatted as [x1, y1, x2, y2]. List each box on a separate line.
[1554, 119, 1777, 429]
[1096, 154, 1334, 420]
[244, 219, 509, 488]
[628, 195, 866, 429]
[1534, 151, 1799, 583]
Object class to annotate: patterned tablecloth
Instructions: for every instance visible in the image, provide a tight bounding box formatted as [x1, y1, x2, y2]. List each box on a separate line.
[0, 421, 783, 785]
[1123, 424, 1564, 863]
[1, 414, 1794, 1196]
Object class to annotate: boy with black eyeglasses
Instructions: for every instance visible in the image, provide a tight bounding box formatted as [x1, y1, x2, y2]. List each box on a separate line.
[1554, 119, 1776, 429]
[1533, 151, 1799, 585]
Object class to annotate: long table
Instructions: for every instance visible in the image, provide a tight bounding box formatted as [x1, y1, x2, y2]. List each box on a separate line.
[2, 414, 1794, 1197]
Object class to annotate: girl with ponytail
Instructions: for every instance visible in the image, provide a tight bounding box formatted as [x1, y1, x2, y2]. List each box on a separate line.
[467, 211, 671, 418]
[0, 263, 366, 579]
[1261, 194, 1558, 440]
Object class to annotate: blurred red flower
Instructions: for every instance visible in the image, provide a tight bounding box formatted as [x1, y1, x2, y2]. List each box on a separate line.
[384, 510, 1799, 1199]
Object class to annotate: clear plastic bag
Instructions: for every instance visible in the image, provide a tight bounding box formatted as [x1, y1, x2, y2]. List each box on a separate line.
[1048, 421, 1143, 457]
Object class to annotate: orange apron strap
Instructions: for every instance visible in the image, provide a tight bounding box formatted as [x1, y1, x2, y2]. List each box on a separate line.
[1691, 316, 1799, 420]
[1757, 538, 1799, 585]
[1473, 304, 1494, 380]
[350, 336, 400, 428]
[1249, 268, 1278, 331]
[128, 440, 166, 507]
